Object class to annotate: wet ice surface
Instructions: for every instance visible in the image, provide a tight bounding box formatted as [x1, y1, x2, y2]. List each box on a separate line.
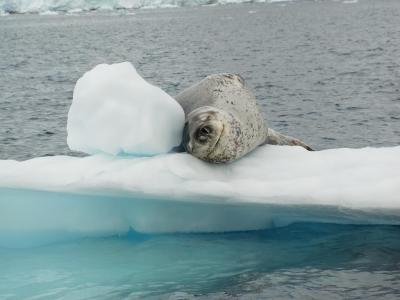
[1, 0, 400, 299]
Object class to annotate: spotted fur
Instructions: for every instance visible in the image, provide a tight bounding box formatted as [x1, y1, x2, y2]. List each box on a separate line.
[176, 74, 312, 163]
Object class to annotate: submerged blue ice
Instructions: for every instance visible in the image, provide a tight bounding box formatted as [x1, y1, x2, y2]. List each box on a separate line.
[1, 223, 400, 299]
[1, 145, 399, 248]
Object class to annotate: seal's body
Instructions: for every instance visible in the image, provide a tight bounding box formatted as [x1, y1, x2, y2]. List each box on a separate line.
[176, 74, 312, 163]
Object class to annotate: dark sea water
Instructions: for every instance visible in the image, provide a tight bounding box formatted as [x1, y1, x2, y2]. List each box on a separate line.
[0, 0, 400, 299]
[1, 0, 400, 160]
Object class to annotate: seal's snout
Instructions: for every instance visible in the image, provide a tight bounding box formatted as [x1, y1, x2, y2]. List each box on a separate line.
[182, 107, 226, 161]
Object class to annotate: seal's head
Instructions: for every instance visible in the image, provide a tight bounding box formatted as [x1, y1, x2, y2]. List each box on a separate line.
[182, 106, 244, 163]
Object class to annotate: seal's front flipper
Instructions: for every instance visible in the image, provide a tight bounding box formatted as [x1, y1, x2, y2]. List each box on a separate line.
[264, 128, 314, 151]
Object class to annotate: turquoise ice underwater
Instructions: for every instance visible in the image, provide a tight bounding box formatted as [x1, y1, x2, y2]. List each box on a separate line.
[1, 1, 400, 299]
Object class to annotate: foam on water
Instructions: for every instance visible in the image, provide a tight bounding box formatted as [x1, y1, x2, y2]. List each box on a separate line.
[0, 145, 399, 247]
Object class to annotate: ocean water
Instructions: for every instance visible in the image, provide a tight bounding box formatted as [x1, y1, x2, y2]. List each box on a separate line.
[1, 0, 400, 299]
[1, 0, 400, 160]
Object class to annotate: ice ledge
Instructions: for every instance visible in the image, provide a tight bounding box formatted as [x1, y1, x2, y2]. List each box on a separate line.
[1, 145, 399, 208]
[0, 145, 399, 247]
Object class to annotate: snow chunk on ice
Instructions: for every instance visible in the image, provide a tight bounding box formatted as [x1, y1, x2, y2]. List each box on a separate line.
[67, 62, 185, 156]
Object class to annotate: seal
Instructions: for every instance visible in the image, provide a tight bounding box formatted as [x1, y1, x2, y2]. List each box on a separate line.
[175, 73, 312, 163]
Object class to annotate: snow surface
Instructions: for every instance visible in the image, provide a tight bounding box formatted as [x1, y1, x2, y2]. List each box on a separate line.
[0, 145, 399, 247]
[67, 62, 184, 156]
[0, 0, 292, 15]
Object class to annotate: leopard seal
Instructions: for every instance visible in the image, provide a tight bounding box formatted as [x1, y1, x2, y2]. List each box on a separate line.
[175, 73, 312, 163]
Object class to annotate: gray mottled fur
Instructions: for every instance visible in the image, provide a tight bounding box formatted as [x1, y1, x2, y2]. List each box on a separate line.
[175, 74, 312, 162]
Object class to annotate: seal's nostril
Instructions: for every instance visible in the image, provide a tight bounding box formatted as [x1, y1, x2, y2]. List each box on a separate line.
[200, 126, 210, 135]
